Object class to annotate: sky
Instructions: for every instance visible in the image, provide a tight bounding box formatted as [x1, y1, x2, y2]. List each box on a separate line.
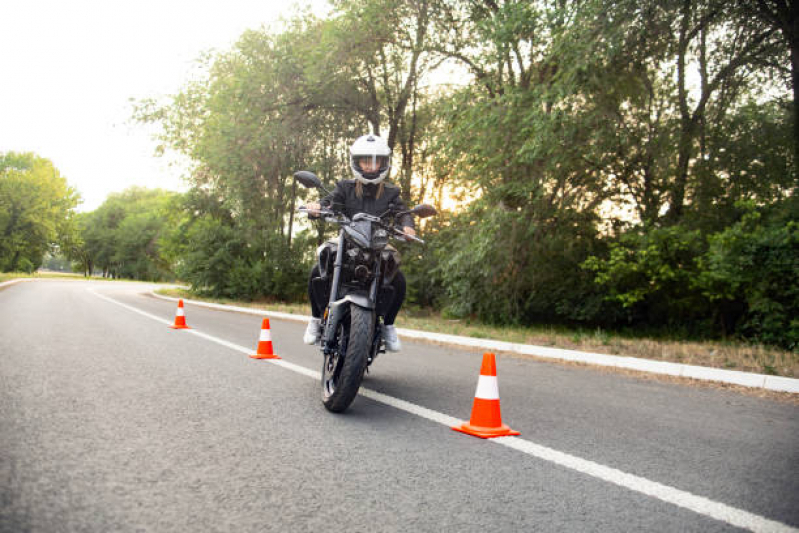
[0, 0, 330, 211]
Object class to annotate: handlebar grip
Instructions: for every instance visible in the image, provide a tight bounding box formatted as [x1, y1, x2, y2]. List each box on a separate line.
[298, 207, 334, 216]
[391, 226, 424, 244]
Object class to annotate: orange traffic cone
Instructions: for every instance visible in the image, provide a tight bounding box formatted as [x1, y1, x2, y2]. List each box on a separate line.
[250, 318, 281, 360]
[169, 299, 191, 329]
[452, 353, 519, 439]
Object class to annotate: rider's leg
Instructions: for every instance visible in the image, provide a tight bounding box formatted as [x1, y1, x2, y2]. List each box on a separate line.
[383, 270, 406, 325]
[382, 271, 406, 351]
[304, 265, 323, 344]
[308, 265, 323, 318]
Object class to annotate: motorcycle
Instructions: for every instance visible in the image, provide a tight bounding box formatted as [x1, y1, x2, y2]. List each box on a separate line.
[294, 170, 437, 413]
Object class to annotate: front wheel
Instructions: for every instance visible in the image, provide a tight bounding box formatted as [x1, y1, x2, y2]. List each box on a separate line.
[322, 304, 373, 412]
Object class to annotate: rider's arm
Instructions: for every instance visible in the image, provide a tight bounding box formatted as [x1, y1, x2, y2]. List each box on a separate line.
[319, 181, 346, 210]
[306, 181, 345, 216]
[392, 191, 416, 232]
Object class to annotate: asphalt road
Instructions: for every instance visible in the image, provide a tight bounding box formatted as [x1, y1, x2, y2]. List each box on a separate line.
[1, 280, 797, 532]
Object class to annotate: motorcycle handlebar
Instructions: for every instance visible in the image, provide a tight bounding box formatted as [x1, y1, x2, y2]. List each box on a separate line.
[297, 206, 425, 244]
[297, 206, 337, 218]
[392, 227, 425, 244]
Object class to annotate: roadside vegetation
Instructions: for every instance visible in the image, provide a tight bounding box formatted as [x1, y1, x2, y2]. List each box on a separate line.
[3, 1, 797, 361]
[0, 272, 78, 283]
[0, 271, 163, 284]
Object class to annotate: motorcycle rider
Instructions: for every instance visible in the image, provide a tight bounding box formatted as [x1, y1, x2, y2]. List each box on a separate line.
[302, 134, 416, 351]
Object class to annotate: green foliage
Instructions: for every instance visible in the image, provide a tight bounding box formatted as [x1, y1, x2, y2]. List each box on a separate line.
[177, 215, 246, 296]
[41, 252, 73, 272]
[584, 199, 799, 349]
[696, 201, 799, 349]
[583, 226, 709, 327]
[0, 152, 80, 272]
[78, 188, 179, 280]
[688, 101, 797, 233]
[175, 214, 310, 301]
[431, 203, 611, 326]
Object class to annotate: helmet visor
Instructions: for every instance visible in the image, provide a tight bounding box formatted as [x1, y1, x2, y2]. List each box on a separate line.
[354, 155, 389, 176]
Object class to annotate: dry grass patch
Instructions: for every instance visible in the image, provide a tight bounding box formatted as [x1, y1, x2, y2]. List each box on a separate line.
[391, 310, 797, 378]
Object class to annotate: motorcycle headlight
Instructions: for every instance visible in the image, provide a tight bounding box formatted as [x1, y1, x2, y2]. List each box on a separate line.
[373, 228, 389, 249]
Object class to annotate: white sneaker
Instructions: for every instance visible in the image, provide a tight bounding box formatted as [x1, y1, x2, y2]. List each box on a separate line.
[383, 325, 401, 352]
[303, 318, 321, 345]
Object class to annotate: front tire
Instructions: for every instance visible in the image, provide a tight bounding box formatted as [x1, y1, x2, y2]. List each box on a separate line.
[322, 304, 372, 412]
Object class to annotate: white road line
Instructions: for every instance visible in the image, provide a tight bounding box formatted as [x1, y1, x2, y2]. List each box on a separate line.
[88, 288, 798, 533]
[494, 437, 796, 533]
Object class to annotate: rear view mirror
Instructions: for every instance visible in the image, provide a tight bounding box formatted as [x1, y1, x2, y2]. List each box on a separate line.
[294, 171, 322, 189]
[411, 204, 437, 218]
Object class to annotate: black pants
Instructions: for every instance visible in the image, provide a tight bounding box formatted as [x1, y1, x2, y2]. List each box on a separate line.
[308, 265, 406, 326]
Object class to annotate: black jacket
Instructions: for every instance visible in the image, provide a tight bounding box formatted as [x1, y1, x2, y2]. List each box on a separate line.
[320, 180, 414, 229]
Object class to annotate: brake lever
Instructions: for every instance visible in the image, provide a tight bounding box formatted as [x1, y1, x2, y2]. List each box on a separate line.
[391, 227, 424, 244]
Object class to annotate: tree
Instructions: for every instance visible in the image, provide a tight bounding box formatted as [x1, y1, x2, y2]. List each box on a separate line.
[0, 152, 80, 272]
[135, 3, 443, 299]
[79, 188, 179, 280]
[695, 200, 799, 348]
[543, 0, 791, 228]
[287, 0, 440, 198]
[666, 0, 785, 222]
[744, 0, 799, 170]
[418, 1, 614, 323]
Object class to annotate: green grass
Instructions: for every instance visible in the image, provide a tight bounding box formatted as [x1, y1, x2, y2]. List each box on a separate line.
[0, 271, 180, 284]
[154, 287, 799, 378]
[0, 271, 82, 283]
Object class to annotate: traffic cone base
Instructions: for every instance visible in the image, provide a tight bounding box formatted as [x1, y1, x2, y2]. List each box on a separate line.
[451, 353, 519, 439]
[250, 318, 281, 360]
[169, 300, 191, 329]
[452, 422, 520, 439]
[250, 352, 281, 360]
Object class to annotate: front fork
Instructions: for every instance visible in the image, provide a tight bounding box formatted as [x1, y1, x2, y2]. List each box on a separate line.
[368, 321, 384, 368]
[321, 231, 347, 351]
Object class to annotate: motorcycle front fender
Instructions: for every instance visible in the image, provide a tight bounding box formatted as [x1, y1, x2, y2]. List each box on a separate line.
[322, 294, 375, 345]
[335, 294, 374, 310]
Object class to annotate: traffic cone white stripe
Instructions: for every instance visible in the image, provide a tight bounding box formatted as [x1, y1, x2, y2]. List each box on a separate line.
[176, 307, 185, 316]
[259, 329, 272, 341]
[474, 375, 500, 400]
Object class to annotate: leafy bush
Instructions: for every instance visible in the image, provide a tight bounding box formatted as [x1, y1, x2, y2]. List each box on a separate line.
[177, 215, 310, 302]
[583, 225, 710, 328]
[583, 199, 799, 349]
[431, 205, 611, 326]
[177, 216, 244, 296]
[696, 204, 799, 350]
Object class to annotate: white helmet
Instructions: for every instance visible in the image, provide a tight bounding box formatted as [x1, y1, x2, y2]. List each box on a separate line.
[350, 134, 391, 184]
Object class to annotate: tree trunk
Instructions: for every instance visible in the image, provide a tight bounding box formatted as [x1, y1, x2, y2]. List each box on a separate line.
[668, 0, 693, 224]
[670, 119, 696, 223]
[791, 32, 799, 177]
[287, 179, 296, 249]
